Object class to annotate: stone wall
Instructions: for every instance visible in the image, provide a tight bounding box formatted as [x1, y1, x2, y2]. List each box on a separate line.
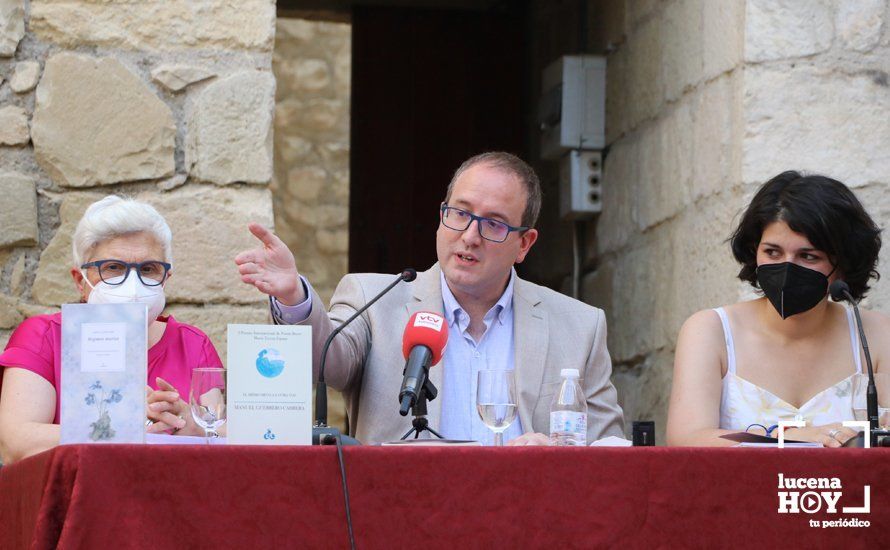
[584, 0, 890, 441]
[0, 1, 278, 360]
[272, 17, 351, 430]
[272, 17, 350, 306]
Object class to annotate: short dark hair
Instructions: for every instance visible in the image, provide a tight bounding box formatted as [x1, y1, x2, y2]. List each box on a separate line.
[730, 171, 881, 300]
[444, 151, 542, 228]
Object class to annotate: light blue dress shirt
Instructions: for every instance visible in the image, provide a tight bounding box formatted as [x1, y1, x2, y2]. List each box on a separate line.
[438, 269, 524, 445]
[272, 272, 525, 445]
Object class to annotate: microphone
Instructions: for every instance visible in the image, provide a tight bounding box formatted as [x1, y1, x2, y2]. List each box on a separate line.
[313, 268, 417, 445]
[830, 280, 880, 447]
[398, 311, 448, 416]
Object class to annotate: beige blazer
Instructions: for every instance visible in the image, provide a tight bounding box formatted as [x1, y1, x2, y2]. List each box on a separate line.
[300, 264, 625, 444]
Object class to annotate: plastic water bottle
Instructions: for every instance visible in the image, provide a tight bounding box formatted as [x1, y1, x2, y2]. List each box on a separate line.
[549, 368, 587, 446]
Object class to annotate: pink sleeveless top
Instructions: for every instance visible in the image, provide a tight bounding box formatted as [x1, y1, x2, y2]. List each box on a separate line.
[0, 313, 223, 423]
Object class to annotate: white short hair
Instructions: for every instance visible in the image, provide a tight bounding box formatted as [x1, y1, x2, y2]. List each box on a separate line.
[72, 195, 173, 267]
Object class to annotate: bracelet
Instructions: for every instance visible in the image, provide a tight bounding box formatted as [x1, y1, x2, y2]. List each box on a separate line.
[765, 424, 780, 437]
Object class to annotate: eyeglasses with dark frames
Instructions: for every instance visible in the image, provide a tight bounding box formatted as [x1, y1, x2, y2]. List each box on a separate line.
[80, 259, 171, 287]
[440, 204, 528, 243]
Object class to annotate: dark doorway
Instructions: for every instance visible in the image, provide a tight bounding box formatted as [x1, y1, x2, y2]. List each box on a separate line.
[350, 5, 528, 274]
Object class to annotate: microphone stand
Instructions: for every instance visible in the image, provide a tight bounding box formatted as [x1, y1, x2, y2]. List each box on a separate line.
[400, 378, 444, 440]
[834, 284, 890, 447]
[313, 268, 416, 445]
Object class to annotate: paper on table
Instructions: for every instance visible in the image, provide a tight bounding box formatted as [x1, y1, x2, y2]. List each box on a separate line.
[589, 435, 633, 447]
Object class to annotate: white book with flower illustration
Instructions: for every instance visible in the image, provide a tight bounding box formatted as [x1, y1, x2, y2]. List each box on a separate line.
[60, 303, 148, 444]
[227, 324, 312, 445]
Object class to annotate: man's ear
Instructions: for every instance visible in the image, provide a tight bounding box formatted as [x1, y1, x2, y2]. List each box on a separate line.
[515, 228, 539, 264]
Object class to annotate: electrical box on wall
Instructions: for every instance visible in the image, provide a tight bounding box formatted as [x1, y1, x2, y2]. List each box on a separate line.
[559, 150, 602, 220]
[539, 55, 606, 160]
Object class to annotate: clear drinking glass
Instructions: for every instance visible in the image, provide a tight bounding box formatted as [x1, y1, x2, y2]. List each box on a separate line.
[476, 370, 517, 447]
[190, 368, 227, 443]
[851, 372, 890, 429]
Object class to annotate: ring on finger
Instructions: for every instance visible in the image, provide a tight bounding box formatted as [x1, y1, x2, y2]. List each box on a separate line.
[172, 414, 185, 434]
[828, 428, 842, 441]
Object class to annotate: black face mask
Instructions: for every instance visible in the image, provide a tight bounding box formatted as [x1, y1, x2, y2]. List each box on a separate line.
[756, 262, 830, 319]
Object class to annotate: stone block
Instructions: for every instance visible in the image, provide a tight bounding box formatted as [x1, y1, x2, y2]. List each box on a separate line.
[315, 205, 349, 228]
[286, 166, 326, 201]
[604, 46, 629, 141]
[702, 0, 744, 80]
[663, 193, 745, 341]
[625, 0, 662, 30]
[333, 38, 351, 91]
[598, 136, 640, 254]
[0, 105, 29, 145]
[0, 330, 9, 350]
[276, 18, 316, 47]
[137, 186, 274, 304]
[317, 229, 348, 254]
[9, 253, 25, 295]
[603, 239, 668, 362]
[331, 170, 349, 202]
[151, 64, 216, 93]
[164, 304, 270, 366]
[17, 302, 60, 318]
[276, 57, 334, 97]
[0, 172, 37, 247]
[9, 61, 40, 93]
[156, 174, 187, 192]
[743, 65, 890, 188]
[581, 262, 613, 314]
[302, 99, 345, 133]
[661, 0, 703, 103]
[624, 15, 664, 131]
[186, 71, 275, 185]
[635, 100, 694, 231]
[0, 0, 23, 57]
[836, 0, 883, 53]
[318, 142, 349, 171]
[32, 192, 104, 306]
[0, 294, 22, 328]
[287, 203, 317, 226]
[32, 53, 175, 187]
[275, 98, 344, 135]
[276, 135, 315, 166]
[745, 0, 833, 62]
[31, 0, 275, 52]
[690, 73, 743, 202]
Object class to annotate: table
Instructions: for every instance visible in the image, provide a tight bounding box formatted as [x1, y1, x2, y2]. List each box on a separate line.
[1, 445, 888, 548]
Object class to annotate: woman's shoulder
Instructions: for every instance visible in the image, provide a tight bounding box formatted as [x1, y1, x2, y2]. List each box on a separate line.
[678, 307, 726, 345]
[163, 315, 213, 343]
[7, 313, 61, 344]
[859, 306, 890, 329]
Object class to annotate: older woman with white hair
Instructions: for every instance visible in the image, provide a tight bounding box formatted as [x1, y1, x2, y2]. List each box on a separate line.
[0, 195, 222, 463]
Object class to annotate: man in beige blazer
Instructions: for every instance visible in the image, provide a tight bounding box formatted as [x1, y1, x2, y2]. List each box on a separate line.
[236, 152, 624, 445]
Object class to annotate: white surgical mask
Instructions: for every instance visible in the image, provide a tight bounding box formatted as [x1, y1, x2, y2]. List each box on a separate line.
[84, 273, 166, 321]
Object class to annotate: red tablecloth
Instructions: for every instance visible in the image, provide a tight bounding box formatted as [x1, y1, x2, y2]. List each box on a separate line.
[1, 445, 887, 548]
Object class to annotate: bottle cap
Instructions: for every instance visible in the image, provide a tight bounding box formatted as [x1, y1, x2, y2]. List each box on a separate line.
[560, 368, 580, 378]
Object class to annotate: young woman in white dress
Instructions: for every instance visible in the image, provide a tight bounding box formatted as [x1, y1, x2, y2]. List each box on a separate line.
[667, 171, 890, 447]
